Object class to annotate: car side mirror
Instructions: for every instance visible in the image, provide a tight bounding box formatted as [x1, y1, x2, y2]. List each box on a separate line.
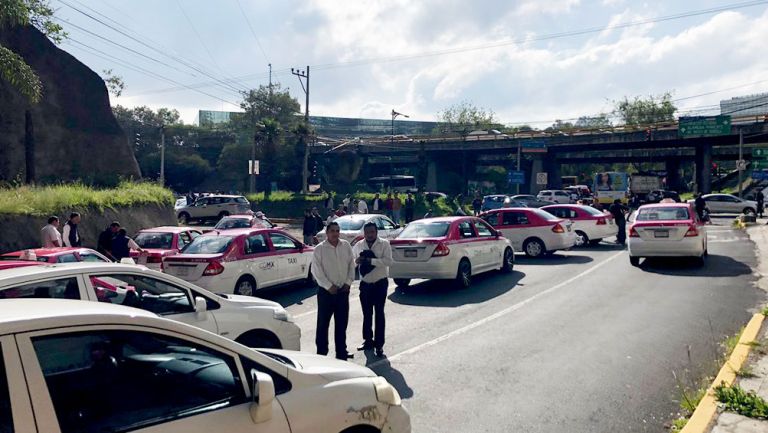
[394, 224, 400, 229]
[194, 296, 208, 314]
[249, 369, 274, 424]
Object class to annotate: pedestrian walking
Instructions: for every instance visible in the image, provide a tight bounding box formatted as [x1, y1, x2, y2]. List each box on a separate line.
[357, 197, 369, 214]
[312, 207, 325, 244]
[302, 209, 315, 245]
[694, 193, 706, 220]
[324, 192, 334, 212]
[404, 192, 415, 223]
[454, 194, 466, 216]
[472, 193, 482, 216]
[353, 222, 393, 357]
[385, 193, 394, 218]
[97, 222, 121, 261]
[608, 199, 628, 245]
[342, 194, 351, 210]
[41, 216, 62, 248]
[311, 222, 355, 360]
[326, 209, 338, 225]
[372, 193, 383, 213]
[111, 228, 144, 262]
[392, 193, 402, 223]
[62, 212, 82, 247]
[757, 191, 765, 218]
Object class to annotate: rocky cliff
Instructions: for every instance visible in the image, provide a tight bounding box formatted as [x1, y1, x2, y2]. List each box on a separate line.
[0, 25, 140, 184]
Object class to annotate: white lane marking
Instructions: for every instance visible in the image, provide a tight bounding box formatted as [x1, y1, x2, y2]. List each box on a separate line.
[368, 250, 625, 369]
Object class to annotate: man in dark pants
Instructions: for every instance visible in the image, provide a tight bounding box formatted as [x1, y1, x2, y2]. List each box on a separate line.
[757, 191, 765, 218]
[694, 193, 706, 220]
[608, 199, 628, 245]
[404, 192, 415, 223]
[311, 222, 355, 360]
[97, 222, 121, 261]
[352, 222, 394, 357]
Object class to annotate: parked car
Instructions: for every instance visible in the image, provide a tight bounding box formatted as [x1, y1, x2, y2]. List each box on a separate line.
[176, 194, 252, 223]
[479, 208, 576, 257]
[130, 226, 202, 271]
[536, 190, 572, 204]
[628, 203, 707, 266]
[0, 260, 43, 271]
[480, 195, 528, 212]
[213, 213, 277, 231]
[389, 216, 514, 289]
[317, 214, 402, 245]
[510, 194, 551, 208]
[164, 228, 313, 296]
[1, 247, 110, 264]
[686, 194, 757, 215]
[0, 262, 300, 348]
[541, 204, 617, 246]
[646, 190, 681, 203]
[0, 299, 410, 433]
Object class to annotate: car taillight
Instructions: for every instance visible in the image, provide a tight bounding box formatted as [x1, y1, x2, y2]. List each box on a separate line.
[351, 235, 364, 246]
[629, 226, 639, 237]
[552, 223, 565, 233]
[146, 256, 162, 263]
[685, 225, 699, 237]
[203, 260, 224, 276]
[596, 217, 606, 225]
[432, 242, 450, 257]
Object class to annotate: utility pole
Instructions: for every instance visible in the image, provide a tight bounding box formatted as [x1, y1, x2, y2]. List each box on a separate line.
[250, 112, 258, 194]
[268, 63, 272, 91]
[738, 130, 744, 198]
[391, 109, 409, 190]
[159, 124, 165, 186]
[516, 142, 522, 195]
[291, 66, 310, 194]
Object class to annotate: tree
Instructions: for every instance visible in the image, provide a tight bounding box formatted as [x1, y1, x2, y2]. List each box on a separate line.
[139, 150, 211, 192]
[102, 69, 125, 97]
[435, 101, 500, 135]
[574, 114, 612, 129]
[237, 84, 301, 130]
[0, 0, 66, 103]
[613, 92, 676, 126]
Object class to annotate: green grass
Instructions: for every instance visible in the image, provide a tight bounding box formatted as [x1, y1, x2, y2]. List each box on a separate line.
[670, 417, 688, 431]
[0, 182, 174, 216]
[737, 366, 758, 378]
[715, 383, 768, 419]
[761, 306, 768, 317]
[724, 329, 744, 357]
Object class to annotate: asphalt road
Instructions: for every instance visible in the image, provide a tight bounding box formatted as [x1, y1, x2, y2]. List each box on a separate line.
[257, 216, 763, 433]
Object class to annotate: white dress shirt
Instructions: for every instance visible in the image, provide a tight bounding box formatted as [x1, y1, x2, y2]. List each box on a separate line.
[41, 224, 62, 247]
[358, 200, 368, 214]
[62, 223, 79, 247]
[352, 237, 394, 283]
[312, 239, 355, 291]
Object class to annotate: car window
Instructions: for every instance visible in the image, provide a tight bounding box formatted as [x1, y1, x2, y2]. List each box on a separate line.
[32, 330, 246, 433]
[134, 232, 173, 249]
[184, 236, 233, 254]
[0, 277, 80, 300]
[78, 252, 108, 263]
[474, 220, 495, 237]
[190, 230, 201, 240]
[555, 192, 569, 197]
[244, 234, 270, 255]
[482, 212, 499, 226]
[705, 196, 719, 202]
[724, 196, 740, 202]
[235, 197, 248, 204]
[195, 198, 208, 206]
[89, 274, 193, 315]
[380, 217, 396, 230]
[503, 212, 530, 226]
[178, 232, 192, 249]
[457, 221, 476, 238]
[636, 207, 690, 221]
[0, 346, 13, 433]
[546, 208, 566, 218]
[269, 233, 297, 251]
[398, 222, 451, 238]
[56, 254, 78, 263]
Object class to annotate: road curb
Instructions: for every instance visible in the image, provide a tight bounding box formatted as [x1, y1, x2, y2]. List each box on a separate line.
[680, 313, 765, 433]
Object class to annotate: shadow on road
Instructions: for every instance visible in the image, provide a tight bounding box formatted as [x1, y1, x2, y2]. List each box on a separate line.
[365, 354, 414, 400]
[257, 283, 318, 308]
[388, 271, 525, 308]
[572, 242, 626, 253]
[515, 253, 594, 266]
[639, 254, 752, 277]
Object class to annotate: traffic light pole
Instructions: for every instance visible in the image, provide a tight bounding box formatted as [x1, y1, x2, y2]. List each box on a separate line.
[516, 143, 521, 194]
[292, 66, 310, 194]
[738, 130, 744, 198]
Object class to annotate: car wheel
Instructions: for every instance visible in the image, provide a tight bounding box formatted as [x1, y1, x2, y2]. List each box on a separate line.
[523, 238, 545, 258]
[744, 207, 756, 216]
[455, 259, 472, 289]
[178, 212, 190, 224]
[574, 230, 589, 247]
[234, 276, 256, 297]
[394, 278, 411, 288]
[236, 331, 281, 349]
[218, 211, 230, 219]
[501, 248, 514, 273]
[629, 256, 640, 267]
[588, 238, 602, 246]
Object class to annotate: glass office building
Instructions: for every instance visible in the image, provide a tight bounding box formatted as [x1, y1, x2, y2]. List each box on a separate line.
[720, 93, 768, 117]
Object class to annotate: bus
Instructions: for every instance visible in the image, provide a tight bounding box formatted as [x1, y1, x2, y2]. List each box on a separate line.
[366, 175, 417, 192]
[593, 171, 629, 204]
[561, 176, 578, 188]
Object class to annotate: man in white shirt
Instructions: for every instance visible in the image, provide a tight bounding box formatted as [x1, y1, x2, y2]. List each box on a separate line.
[357, 198, 368, 214]
[40, 216, 62, 247]
[352, 221, 394, 357]
[311, 221, 356, 360]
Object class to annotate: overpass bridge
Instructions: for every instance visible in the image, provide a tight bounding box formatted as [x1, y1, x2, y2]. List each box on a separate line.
[311, 116, 768, 194]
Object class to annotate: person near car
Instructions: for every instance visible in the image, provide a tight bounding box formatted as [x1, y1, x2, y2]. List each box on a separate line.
[342, 194, 351, 210]
[302, 209, 315, 245]
[326, 209, 338, 225]
[40, 216, 62, 248]
[111, 228, 144, 262]
[608, 199, 628, 245]
[323, 192, 334, 212]
[385, 192, 394, 218]
[62, 212, 82, 247]
[312, 207, 325, 245]
[472, 194, 482, 216]
[357, 197, 368, 214]
[353, 222, 393, 358]
[694, 193, 706, 220]
[97, 222, 120, 261]
[757, 191, 765, 218]
[311, 221, 355, 360]
[372, 193, 383, 213]
[405, 192, 415, 223]
[392, 193, 403, 223]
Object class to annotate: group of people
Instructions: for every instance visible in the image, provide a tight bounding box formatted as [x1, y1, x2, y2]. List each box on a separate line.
[39, 214, 143, 262]
[40, 213, 82, 248]
[323, 192, 416, 224]
[311, 220, 393, 360]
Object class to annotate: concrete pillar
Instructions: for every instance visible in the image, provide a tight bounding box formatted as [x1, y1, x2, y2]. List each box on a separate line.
[529, 156, 545, 194]
[695, 144, 713, 194]
[544, 154, 561, 189]
[426, 161, 438, 192]
[665, 159, 681, 191]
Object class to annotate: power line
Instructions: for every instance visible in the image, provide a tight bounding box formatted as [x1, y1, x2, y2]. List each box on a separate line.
[235, 0, 270, 64]
[174, 0, 226, 76]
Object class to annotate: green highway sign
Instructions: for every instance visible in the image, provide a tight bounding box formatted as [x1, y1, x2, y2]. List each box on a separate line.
[752, 160, 768, 169]
[753, 148, 768, 159]
[678, 116, 731, 138]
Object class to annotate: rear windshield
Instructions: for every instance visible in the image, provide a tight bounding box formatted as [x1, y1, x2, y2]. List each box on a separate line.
[580, 206, 606, 216]
[398, 222, 451, 238]
[636, 207, 690, 221]
[235, 197, 249, 204]
[336, 218, 366, 231]
[215, 218, 251, 230]
[135, 232, 173, 249]
[531, 208, 560, 221]
[183, 236, 233, 254]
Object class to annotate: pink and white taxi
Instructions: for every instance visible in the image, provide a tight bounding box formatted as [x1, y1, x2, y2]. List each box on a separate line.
[479, 208, 576, 257]
[163, 228, 313, 296]
[389, 216, 514, 289]
[541, 204, 617, 247]
[628, 202, 707, 266]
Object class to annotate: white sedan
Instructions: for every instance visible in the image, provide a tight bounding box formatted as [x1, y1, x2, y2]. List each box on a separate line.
[0, 299, 410, 433]
[479, 208, 576, 257]
[389, 216, 514, 289]
[0, 262, 300, 350]
[318, 214, 403, 245]
[541, 204, 618, 246]
[687, 194, 757, 214]
[628, 203, 708, 266]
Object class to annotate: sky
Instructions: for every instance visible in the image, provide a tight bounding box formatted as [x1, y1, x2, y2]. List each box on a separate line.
[52, 0, 768, 127]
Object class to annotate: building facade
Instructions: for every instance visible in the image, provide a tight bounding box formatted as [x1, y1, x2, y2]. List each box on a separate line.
[720, 93, 768, 117]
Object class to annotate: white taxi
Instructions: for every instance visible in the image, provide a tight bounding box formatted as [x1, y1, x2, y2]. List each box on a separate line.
[317, 214, 403, 245]
[541, 204, 617, 247]
[628, 202, 707, 266]
[0, 299, 410, 433]
[0, 262, 300, 349]
[389, 216, 514, 289]
[164, 229, 313, 297]
[479, 208, 576, 257]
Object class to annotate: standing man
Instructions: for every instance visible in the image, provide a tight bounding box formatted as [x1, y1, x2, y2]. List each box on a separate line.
[353, 222, 393, 357]
[41, 216, 62, 248]
[392, 193, 403, 223]
[608, 199, 628, 246]
[694, 193, 706, 220]
[472, 193, 482, 216]
[342, 194, 351, 210]
[757, 190, 765, 218]
[372, 193, 382, 214]
[62, 212, 82, 247]
[312, 222, 355, 360]
[385, 193, 394, 218]
[111, 228, 144, 262]
[324, 192, 334, 212]
[302, 209, 315, 245]
[357, 197, 369, 214]
[97, 222, 120, 261]
[404, 192, 415, 223]
[311, 207, 325, 244]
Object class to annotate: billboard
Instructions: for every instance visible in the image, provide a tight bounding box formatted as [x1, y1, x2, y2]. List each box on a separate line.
[593, 172, 629, 203]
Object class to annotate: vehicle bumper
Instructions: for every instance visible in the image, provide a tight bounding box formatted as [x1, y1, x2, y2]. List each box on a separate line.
[547, 233, 577, 251]
[382, 404, 412, 433]
[189, 275, 238, 294]
[590, 225, 618, 240]
[628, 236, 705, 257]
[389, 256, 459, 280]
[277, 321, 301, 351]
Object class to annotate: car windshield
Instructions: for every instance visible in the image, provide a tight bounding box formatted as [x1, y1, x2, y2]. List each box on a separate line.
[183, 236, 233, 254]
[214, 218, 251, 230]
[336, 218, 367, 231]
[398, 221, 451, 238]
[134, 232, 173, 249]
[636, 207, 690, 221]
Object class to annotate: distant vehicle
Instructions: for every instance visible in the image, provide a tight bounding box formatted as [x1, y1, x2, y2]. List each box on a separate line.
[317, 214, 402, 245]
[389, 216, 514, 289]
[480, 208, 576, 257]
[630, 174, 662, 196]
[0, 260, 43, 271]
[687, 194, 757, 215]
[366, 175, 416, 192]
[628, 202, 707, 266]
[131, 226, 203, 271]
[1, 247, 110, 264]
[561, 176, 578, 187]
[541, 204, 617, 247]
[423, 191, 448, 201]
[213, 214, 277, 231]
[510, 194, 551, 208]
[646, 190, 681, 203]
[536, 190, 571, 204]
[593, 171, 629, 204]
[174, 197, 188, 210]
[176, 194, 252, 224]
[564, 185, 593, 204]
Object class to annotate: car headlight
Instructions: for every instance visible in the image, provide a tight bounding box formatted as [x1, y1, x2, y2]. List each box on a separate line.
[273, 309, 292, 322]
[373, 377, 402, 406]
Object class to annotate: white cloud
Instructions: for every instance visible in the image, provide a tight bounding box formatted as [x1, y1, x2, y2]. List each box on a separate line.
[514, 0, 582, 16]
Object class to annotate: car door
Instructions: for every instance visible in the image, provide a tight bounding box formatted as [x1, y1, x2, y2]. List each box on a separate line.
[378, 216, 400, 239]
[190, 197, 209, 218]
[704, 195, 724, 213]
[456, 219, 484, 266]
[267, 232, 304, 284]
[243, 233, 281, 289]
[473, 219, 501, 271]
[16, 327, 290, 433]
[0, 336, 36, 433]
[723, 195, 743, 213]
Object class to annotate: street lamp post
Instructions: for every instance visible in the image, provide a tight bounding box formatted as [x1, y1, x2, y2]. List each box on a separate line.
[391, 109, 409, 190]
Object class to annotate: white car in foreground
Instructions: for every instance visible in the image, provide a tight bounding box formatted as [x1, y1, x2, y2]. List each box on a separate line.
[0, 300, 410, 433]
[0, 263, 300, 349]
[628, 203, 707, 266]
[389, 216, 514, 289]
[317, 214, 403, 244]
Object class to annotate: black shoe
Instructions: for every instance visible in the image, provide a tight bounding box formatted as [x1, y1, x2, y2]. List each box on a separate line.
[357, 341, 374, 351]
[336, 352, 354, 360]
[375, 347, 385, 358]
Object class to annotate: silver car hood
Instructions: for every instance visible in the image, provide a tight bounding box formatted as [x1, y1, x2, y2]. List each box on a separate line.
[217, 293, 281, 309]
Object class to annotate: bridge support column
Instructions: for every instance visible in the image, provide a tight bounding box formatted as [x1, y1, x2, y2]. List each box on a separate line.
[426, 161, 438, 192]
[529, 156, 545, 194]
[544, 154, 561, 189]
[695, 144, 712, 194]
[665, 159, 681, 191]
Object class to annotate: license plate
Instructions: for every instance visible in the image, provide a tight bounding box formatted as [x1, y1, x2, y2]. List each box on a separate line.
[404, 249, 418, 258]
[654, 231, 669, 238]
